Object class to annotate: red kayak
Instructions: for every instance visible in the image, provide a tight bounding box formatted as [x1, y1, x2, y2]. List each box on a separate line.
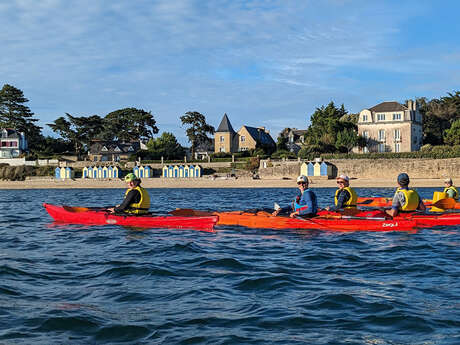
[43, 203, 218, 231]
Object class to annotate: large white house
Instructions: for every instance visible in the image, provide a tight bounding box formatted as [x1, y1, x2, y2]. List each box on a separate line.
[356, 100, 423, 153]
[0, 128, 28, 158]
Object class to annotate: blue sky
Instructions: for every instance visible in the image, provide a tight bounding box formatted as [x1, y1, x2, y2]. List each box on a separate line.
[1, 0, 459, 145]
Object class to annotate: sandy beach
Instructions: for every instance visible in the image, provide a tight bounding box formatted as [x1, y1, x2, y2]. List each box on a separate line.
[0, 176, 456, 189]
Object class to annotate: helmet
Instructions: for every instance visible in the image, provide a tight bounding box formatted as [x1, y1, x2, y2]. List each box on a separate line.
[397, 173, 410, 185]
[124, 173, 138, 182]
[444, 177, 453, 184]
[296, 175, 308, 183]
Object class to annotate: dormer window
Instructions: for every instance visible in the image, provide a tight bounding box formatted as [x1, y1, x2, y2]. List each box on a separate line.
[101, 146, 108, 152]
[362, 114, 368, 122]
[393, 113, 401, 120]
[127, 146, 134, 152]
[114, 146, 121, 152]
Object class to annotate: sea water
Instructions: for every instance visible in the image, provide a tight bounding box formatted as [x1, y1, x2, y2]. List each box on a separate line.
[0, 188, 458, 344]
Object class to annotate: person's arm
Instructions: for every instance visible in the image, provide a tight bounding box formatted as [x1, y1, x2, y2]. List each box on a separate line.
[446, 189, 455, 199]
[329, 190, 349, 211]
[386, 193, 402, 217]
[114, 190, 140, 212]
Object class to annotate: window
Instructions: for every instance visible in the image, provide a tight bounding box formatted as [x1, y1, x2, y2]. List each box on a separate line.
[394, 129, 400, 140]
[220, 136, 225, 142]
[378, 143, 385, 152]
[362, 114, 368, 122]
[393, 113, 401, 120]
[240, 136, 245, 142]
[11, 141, 17, 147]
[378, 130, 385, 141]
[377, 114, 385, 121]
[395, 143, 400, 152]
[362, 131, 369, 139]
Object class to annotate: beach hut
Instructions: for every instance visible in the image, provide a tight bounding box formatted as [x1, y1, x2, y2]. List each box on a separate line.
[168, 165, 174, 178]
[184, 165, 189, 178]
[320, 162, 332, 178]
[142, 166, 152, 178]
[194, 165, 202, 178]
[102, 166, 109, 179]
[173, 165, 180, 178]
[133, 166, 140, 178]
[112, 166, 120, 178]
[313, 162, 321, 177]
[82, 167, 88, 178]
[189, 165, 195, 177]
[179, 165, 185, 177]
[162, 166, 169, 177]
[97, 166, 103, 179]
[54, 167, 61, 179]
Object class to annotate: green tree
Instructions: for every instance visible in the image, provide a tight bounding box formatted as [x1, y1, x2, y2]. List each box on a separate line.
[180, 111, 215, 157]
[335, 127, 358, 153]
[0, 84, 43, 150]
[276, 133, 288, 151]
[146, 132, 185, 160]
[102, 108, 159, 141]
[444, 119, 460, 145]
[48, 113, 104, 157]
[305, 101, 354, 151]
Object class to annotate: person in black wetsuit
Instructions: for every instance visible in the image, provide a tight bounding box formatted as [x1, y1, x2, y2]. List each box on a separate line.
[107, 173, 150, 214]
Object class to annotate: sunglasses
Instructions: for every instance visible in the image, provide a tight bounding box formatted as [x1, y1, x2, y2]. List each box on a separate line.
[297, 182, 307, 185]
[337, 180, 346, 184]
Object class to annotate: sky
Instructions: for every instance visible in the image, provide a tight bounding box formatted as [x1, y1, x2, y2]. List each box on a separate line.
[1, 0, 459, 145]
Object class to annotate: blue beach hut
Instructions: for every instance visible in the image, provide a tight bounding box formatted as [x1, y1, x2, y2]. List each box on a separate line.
[54, 167, 61, 179]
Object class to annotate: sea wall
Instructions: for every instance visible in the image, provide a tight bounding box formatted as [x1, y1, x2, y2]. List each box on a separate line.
[258, 158, 460, 179]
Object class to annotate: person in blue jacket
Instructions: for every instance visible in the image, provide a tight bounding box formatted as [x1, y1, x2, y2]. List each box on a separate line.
[272, 175, 318, 218]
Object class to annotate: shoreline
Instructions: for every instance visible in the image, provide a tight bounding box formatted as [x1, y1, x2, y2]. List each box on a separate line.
[0, 177, 456, 189]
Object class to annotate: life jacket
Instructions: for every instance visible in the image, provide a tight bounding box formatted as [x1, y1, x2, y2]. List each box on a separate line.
[396, 188, 420, 211]
[124, 186, 150, 214]
[443, 186, 459, 200]
[334, 187, 357, 208]
[293, 190, 317, 214]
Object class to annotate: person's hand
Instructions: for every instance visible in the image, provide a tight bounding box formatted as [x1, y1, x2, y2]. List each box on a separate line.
[107, 207, 115, 213]
[289, 211, 298, 218]
[325, 206, 330, 211]
[271, 209, 280, 216]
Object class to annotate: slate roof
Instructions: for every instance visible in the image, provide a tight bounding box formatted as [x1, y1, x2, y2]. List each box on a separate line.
[89, 141, 140, 154]
[244, 126, 276, 146]
[369, 102, 407, 113]
[216, 114, 235, 133]
[1, 128, 20, 139]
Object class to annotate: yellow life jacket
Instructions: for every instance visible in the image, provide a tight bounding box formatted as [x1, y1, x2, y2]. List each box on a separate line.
[334, 186, 357, 208]
[396, 188, 420, 211]
[124, 186, 150, 214]
[443, 186, 459, 200]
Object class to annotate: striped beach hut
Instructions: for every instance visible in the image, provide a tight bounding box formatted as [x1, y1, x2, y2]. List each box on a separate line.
[54, 167, 61, 179]
[189, 165, 195, 177]
[141, 166, 152, 178]
[102, 166, 109, 179]
[110, 166, 120, 178]
[97, 166, 103, 179]
[60, 167, 74, 179]
[179, 165, 185, 177]
[183, 165, 189, 178]
[173, 165, 180, 178]
[133, 166, 140, 178]
[162, 165, 169, 177]
[193, 165, 202, 178]
[82, 166, 92, 178]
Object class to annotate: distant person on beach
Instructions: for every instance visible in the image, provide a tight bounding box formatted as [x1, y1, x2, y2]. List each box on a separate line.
[386, 173, 425, 217]
[108, 173, 150, 214]
[443, 178, 458, 200]
[272, 175, 318, 218]
[325, 174, 357, 211]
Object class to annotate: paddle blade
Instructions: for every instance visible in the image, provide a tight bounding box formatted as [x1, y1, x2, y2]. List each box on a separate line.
[431, 198, 456, 210]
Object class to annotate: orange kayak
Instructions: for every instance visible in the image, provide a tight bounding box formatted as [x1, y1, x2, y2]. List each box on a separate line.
[171, 208, 460, 231]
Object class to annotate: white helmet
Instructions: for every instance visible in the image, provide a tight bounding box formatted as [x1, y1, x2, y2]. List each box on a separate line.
[296, 175, 308, 183]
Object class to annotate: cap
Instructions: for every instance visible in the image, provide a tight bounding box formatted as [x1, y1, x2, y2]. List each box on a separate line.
[336, 174, 349, 182]
[124, 173, 138, 182]
[397, 173, 410, 185]
[297, 175, 308, 183]
[444, 178, 453, 184]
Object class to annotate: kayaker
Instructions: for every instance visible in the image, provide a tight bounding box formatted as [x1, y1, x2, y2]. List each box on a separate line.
[107, 173, 150, 214]
[325, 174, 357, 211]
[386, 173, 425, 217]
[443, 178, 459, 200]
[272, 175, 318, 218]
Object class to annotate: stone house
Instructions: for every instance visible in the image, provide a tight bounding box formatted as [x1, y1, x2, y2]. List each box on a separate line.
[214, 114, 276, 153]
[88, 140, 140, 162]
[356, 100, 423, 153]
[0, 128, 28, 158]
